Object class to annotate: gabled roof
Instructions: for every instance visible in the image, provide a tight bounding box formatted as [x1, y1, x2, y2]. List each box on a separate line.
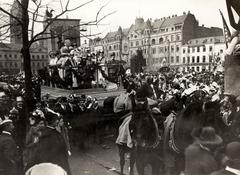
[129, 13, 190, 34]
[183, 36, 225, 46]
[104, 28, 129, 39]
[160, 14, 188, 27]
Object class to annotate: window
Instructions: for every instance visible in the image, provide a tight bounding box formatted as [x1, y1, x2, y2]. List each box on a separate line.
[37, 55, 40, 59]
[176, 45, 180, 52]
[171, 46, 174, 52]
[171, 56, 174, 63]
[15, 62, 18, 68]
[203, 56, 206, 63]
[203, 46, 206, 52]
[9, 54, 12, 58]
[176, 35, 180, 41]
[175, 25, 182, 30]
[183, 49, 186, 54]
[188, 48, 190, 53]
[183, 57, 186, 63]
[192, 47, 195, 53]
[158, 47, 163, 53]
[32, 55, 35, 59]
[209, 46, 213, 52]
[42, 55, 44, 59]
[136, 41, 139, 46]
[134, 35, 137, 38]
[196, 66, 200, 71]
[192, 56, 195, 63]
[197, 47, 200, 52]
[109, 46, 112, 50]
[14, 55, 17, 58]
[130, 42, 133, 47]
[152, 39, 156, 45]
[197, 56, 200, 63]
[176, 56, 179, 63]
[220, 49, 223, 53]
[187, 57, 190, 63]
[159, 38, 164, 43]
[152, 48, 156, 54]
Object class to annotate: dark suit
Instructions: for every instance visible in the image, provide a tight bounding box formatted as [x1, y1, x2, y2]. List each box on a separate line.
[26, 127, 70, 174]
[0, 132, 19, 175]
[185, 143, 218, 175]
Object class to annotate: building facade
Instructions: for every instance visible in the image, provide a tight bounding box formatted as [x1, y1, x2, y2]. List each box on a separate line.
[181, 36, 226, 72]
[127, 12, 223, 70]
[0, 43, 49, 75]
[102, 27, 129, 64]
[89, 12, 224, 72]
[0, 1, 49, 75]
[43, 17, 81, 54]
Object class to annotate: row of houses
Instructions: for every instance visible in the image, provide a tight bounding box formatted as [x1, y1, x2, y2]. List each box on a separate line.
[90, 11, 225, 72]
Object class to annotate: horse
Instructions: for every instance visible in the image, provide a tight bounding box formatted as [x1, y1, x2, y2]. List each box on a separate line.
[117, 100, 164, 175]
[163, 100, 221, 175]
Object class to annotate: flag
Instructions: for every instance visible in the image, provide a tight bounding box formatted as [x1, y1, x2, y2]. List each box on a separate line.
[219, 9, 231, 48]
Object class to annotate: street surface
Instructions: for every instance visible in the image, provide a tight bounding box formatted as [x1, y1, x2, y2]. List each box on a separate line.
[69, 135, 129, 175]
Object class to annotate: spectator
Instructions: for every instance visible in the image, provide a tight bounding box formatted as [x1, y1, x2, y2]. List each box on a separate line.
[211, 141, 240, 175]
[185, 127, 223, 175]
[25, 112, 71, 175]
[0, 119, 22, 175]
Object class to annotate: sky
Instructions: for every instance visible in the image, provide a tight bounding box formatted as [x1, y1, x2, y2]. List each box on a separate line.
[0, 0, 232, 39]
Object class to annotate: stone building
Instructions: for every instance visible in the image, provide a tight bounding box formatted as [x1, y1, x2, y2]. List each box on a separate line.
[43, 17, 81, 53]
[102, 27, 129, 64]
[127, 11, 223, 70]
[181, 36, 225, 72]
[0, 43, 48, 75]
[0, 0, 49, 75]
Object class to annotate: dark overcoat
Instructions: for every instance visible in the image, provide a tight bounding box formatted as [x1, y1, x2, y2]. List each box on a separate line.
[26, 127, 70, 174]
[0, 132, 19, 175]
[185, 143, 219, 175]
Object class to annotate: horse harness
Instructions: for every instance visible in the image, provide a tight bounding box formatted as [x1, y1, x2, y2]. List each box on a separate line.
[167, 111, 181, 154]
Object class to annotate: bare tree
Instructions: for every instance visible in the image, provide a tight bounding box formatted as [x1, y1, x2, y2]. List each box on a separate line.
[0, 0, 115, 120]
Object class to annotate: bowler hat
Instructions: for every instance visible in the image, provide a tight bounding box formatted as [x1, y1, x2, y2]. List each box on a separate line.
[194, 126, 222, 146]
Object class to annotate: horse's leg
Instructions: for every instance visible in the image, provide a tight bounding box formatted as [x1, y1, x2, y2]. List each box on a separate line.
[151, 158, 160, 175]
[118, 145, 125, 175]
[136, 161, 145, 175]
[129, 150, 135, 175]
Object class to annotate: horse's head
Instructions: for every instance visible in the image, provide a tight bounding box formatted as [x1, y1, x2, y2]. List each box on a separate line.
[131, 100, 159, 148]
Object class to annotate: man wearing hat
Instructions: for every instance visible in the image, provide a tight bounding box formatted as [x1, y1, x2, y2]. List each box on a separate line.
[211, 141, 240, 175]
[185, 126, 223, 175]
[26, 112, 71, 175]
[0, 119, 21, 175]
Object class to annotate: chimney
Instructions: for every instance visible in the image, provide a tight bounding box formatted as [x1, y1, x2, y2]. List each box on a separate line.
[183, 12, 186, 15]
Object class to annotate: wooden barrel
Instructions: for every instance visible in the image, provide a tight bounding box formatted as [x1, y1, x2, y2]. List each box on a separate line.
[224, 55, 240, 96]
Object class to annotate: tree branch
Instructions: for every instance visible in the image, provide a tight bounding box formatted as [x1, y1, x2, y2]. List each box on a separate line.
[0, 7, 22, 25]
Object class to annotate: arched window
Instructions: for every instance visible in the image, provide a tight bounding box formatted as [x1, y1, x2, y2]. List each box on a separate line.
[152, 39, 156, 45]
[159, 37, 164, 43]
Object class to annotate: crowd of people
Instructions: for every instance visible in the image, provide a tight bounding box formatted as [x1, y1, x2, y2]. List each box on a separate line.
[39, 39, 105, 90]
[1, 63, 240, 175]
